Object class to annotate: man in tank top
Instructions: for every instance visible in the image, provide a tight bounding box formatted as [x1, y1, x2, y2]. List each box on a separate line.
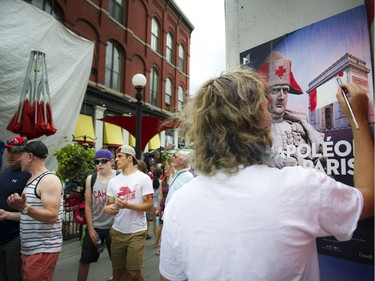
[7, 140, 63, 281]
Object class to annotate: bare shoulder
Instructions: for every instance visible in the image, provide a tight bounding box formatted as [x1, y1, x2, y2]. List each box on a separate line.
[39, 173, 63, 192]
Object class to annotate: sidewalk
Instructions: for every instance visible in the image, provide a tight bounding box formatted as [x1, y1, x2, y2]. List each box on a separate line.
[53, 231, 160, 281]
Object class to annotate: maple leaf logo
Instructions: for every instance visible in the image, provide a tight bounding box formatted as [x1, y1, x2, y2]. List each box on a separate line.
[118, 186, 131, 197]
[275, 66, 286, 78]
[117, 186, 136, 200]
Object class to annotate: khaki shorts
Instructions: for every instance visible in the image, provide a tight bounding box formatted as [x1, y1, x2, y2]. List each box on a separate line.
[110, 228, 147, 270]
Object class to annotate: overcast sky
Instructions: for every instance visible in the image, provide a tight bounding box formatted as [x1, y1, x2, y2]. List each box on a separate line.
[174, 0, 226, 96]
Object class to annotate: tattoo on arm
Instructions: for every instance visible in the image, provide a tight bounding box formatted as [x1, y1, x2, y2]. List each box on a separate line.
[145, 194, 154, 200]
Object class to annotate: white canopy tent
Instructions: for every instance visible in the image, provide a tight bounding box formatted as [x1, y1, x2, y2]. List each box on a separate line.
[0, 0, 94, 171]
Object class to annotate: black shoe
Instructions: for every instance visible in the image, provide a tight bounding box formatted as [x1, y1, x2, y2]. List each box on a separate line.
[146, 234, 152, 240]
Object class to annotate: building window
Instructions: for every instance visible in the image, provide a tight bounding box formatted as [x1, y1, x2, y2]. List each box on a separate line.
[151, 17, 160, 53]
[150, 68, 159, 106]
[109, 0, 124, 24]
[166, 32, 173, 64]
[29, 0, 62, 19]
[178, 86, 184, 112]
[165, 78, 172, 111]
[178, 44, 185, 72]
[105, 41, 122, 92]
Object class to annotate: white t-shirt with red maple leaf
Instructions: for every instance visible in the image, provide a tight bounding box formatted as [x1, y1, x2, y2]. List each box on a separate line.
[107, 170, 153, 234]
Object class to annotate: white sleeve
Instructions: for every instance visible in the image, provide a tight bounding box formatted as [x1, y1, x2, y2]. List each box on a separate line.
[318, 173, 363, 241]
[106, 178, 116, 197]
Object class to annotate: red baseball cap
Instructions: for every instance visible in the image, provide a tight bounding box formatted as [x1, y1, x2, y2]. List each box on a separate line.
[6, 137, 27, 152]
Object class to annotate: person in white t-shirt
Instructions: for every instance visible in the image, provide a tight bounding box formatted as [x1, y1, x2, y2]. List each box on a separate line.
[159, 69, 374, 281]
[104, 145, 153, 281]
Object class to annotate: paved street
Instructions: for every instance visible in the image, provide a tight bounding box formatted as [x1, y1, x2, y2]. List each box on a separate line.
[54, 231, 160, 281]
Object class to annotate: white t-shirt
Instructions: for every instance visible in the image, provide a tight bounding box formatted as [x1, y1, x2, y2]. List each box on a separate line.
[159, 165, 363, 281]
[107, 170, 153, 234]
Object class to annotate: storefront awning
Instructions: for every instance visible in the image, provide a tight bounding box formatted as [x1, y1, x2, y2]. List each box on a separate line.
[99, 116, 180, 150]
[129, 134, 136, 147]
[73, 114, 95, 143]
[104, 122, 123, 147]
[148, 134, 161, 150]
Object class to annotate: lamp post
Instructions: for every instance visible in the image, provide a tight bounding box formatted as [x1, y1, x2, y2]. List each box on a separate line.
[132, 74, 147, 159]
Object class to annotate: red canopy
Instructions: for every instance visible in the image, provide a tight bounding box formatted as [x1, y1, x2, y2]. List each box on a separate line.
[99, 116, 180, 150]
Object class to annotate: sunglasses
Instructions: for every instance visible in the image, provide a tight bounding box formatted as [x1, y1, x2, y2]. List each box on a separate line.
[94, 159, 110, 165]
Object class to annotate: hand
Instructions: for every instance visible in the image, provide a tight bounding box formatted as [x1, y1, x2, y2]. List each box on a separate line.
[0, 209, 8, 220]
[88, 229, 99, 245]
[337, 83, 369, 126]
[106, 204, 120, 215]
[115, 197, 128, 209]
[7, 193, 27, 211]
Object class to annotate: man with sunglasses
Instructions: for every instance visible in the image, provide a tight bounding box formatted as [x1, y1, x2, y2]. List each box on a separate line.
[104, 145, 153, 281]
[77, 149, 117, 281]
[0, 137, 31, 281]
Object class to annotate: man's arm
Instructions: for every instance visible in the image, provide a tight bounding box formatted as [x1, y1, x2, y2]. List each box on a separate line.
[0, 209, 20, 221]
[84, 175, 98, 243]
[115, 194, 154, 212]
[337, 83, 374, 220]
[9, 174, 62, 224]
[103, 196, 119, 215]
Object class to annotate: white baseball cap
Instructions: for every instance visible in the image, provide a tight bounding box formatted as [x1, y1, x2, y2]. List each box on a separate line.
[116, 145, 139, 165]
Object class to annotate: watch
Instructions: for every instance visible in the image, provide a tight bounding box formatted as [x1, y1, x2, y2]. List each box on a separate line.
[21, 204, 30, 215]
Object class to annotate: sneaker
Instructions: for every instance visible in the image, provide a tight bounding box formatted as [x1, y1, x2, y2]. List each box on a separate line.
[156, 249, 160, 255]
[146, 234, 152, 240]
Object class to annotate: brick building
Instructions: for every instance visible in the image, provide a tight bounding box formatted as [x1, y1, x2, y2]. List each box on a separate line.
[26, 0, 194, 151]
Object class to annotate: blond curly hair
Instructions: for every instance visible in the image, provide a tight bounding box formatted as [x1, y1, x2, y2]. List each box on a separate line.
[179, 68, 273, 176]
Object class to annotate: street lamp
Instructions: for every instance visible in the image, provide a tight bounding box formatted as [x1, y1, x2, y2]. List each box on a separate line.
[132, 73, 147, 159]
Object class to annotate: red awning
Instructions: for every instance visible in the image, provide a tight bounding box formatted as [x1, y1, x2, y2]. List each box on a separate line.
[99, 116, 180, 150]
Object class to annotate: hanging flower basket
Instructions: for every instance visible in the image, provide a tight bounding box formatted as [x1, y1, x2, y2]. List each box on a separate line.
[54, 140, 96, 188]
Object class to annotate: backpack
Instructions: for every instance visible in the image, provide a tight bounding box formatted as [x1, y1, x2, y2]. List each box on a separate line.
[74, 170, 120, 225]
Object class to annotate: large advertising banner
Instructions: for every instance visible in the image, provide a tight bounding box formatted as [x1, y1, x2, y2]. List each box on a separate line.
[240, 4, 374, 280]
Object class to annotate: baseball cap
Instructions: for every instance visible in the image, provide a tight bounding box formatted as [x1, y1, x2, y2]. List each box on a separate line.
[22, 141, 48, 159]
[95, 149, 113, 159]
[6, 137, 27, 153]
[116, 145, 139, 165]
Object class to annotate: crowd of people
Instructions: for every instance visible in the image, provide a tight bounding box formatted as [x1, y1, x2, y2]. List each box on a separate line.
[0, 135, 195, 281]
[0, 66, 372, 281]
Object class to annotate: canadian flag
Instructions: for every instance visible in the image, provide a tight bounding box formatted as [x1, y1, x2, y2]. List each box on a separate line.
[309, 72, 347, 111]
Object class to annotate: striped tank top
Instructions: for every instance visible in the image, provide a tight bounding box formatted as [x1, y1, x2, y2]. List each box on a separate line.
[20, 171, 63, 255]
